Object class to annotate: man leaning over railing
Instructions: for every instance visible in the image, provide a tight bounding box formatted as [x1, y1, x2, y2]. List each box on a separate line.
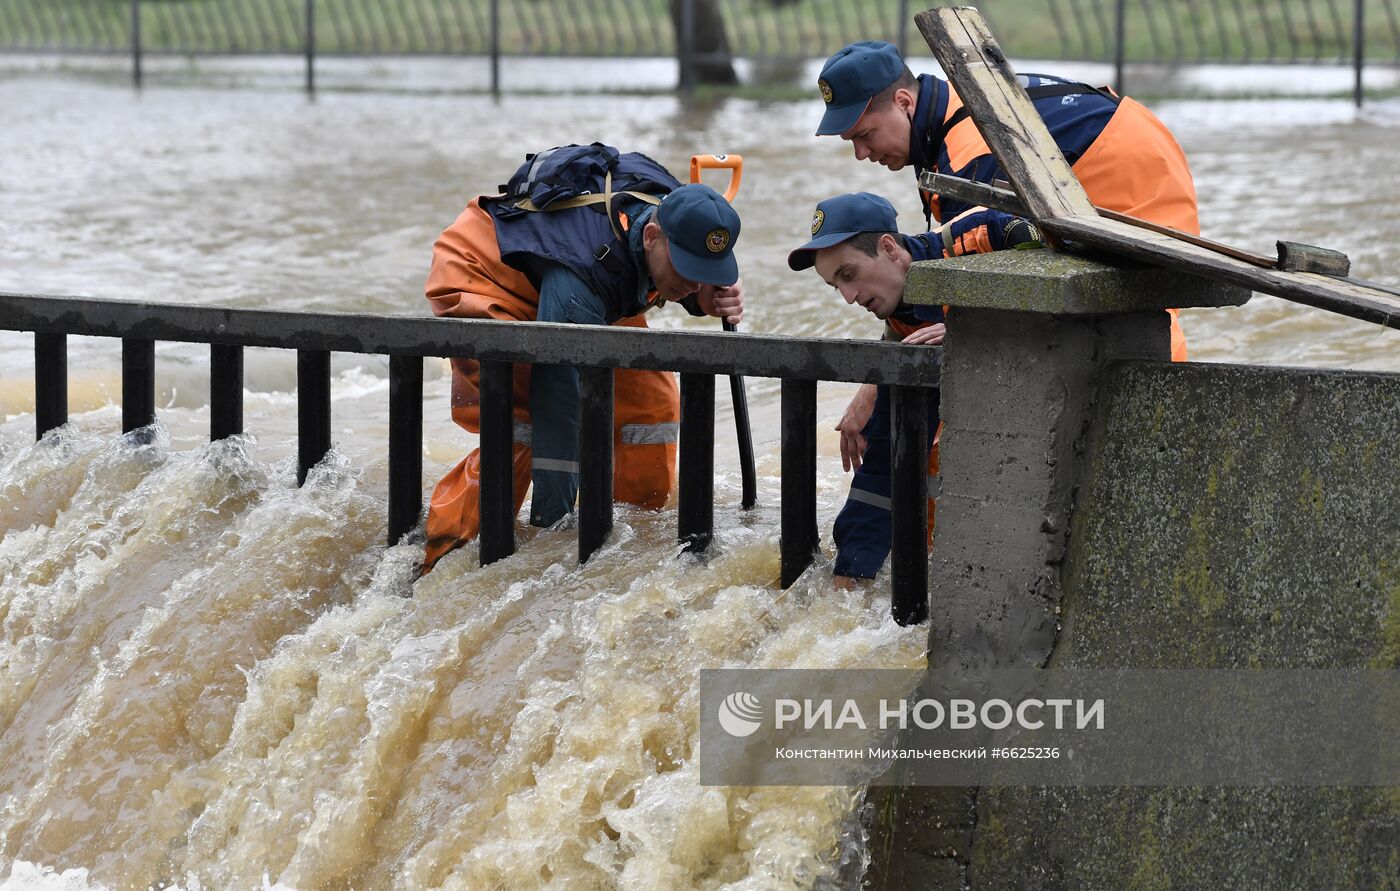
[421, 143, 744, 572]
[811, 40, 1199, 500]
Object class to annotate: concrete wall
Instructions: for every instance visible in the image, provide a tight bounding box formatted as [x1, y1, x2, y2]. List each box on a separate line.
[870, 252, 1400, 889]
[972, 361, 1400, 889]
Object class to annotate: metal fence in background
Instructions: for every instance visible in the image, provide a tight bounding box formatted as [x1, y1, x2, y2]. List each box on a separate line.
[1, 1, 1398, 95]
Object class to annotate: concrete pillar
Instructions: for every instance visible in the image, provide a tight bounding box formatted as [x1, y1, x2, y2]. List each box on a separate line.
[866, 250, 1248, 890]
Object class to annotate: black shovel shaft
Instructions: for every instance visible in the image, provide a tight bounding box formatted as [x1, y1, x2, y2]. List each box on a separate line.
[722, 319, 757, 510]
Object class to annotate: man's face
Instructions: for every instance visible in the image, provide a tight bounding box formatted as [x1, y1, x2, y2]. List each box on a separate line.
[813, 237, 906, 320]
[643, 222, 701, 302]
[839, 87, 917, 170]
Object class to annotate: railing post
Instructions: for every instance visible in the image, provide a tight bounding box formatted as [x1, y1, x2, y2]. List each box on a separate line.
[34, 333, 67, 440]
[210, 343, 243, 440]
[297, 348, 331, 485]
[1113, 0, 1126, 95]
[130, 0, 142, 89]
[305, 0, 316, 95]
[122, 337, 155, 433]
[388, 354, 423, 546]
[890, 384, 930, 625]
[678, 371, 715, 553]
[478, 360, 515, 565]
[1354, 0, 1365, 108]
[780, 378, 818, 587]
[578, 365, 614, 563]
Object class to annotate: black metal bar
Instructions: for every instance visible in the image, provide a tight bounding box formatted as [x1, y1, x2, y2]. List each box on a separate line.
[388, 354, 423, 546]
[489, 0, 500, 97]
[122, 337, 155, 433]
[780, 378, 818, 588]
[210, 343, 243, 440]
[478, 360, 515, 565]
[717, 315, 756, 509]
[0, 294, 941, 387]
[296, 348, 330, 485]
[890, 385, 930, 625]
[678, 372, 714, 553]
[304, 0, 315, 94]
[34, 332, 67, 440]
[1355, 0, 1365, 107]
[130, 0, 141, 88]
[578, 364, 614, 563]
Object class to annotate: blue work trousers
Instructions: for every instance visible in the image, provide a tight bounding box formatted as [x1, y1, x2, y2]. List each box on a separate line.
[832, 384, 941, 579]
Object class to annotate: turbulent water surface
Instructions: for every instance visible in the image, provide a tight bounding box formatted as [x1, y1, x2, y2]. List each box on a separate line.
[0, 65, 1398, 889]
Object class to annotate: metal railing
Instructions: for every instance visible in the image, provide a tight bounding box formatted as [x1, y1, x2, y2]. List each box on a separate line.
[3, 1, 1395, 96]
[0, 291, 941, 626]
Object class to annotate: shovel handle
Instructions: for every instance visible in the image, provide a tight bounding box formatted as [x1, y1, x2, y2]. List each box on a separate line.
[689, 154, 743, 202]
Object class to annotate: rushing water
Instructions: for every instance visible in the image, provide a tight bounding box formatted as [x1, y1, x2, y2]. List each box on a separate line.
[1, 66, 1398, 889]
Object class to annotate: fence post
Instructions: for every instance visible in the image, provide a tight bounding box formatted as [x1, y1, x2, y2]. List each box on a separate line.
[490, 0, 501, 98]
[305, 0, 315, 94]
[889, 384, 929, 625]
[478, 360, 516, 565]
[130, 0, 142, 89]
[1354, 0, 1365, 108]
[297, 349, 331, 485]
[578, 365, 614, 563]
[35, 333, 67, 440]
[678, 372, 715, 553]
[1113, 0, 1126, 95]
[388, 355, 423, 546]
[780, 378, 818, 587]
[210, 343, 243, 441]
[122, 337, 156, 434]
[897, 0, 911, 59]
[679, 0, 696, 95]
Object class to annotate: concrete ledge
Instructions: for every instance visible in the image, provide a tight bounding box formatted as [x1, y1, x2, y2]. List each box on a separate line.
[904, 249, 1251, 314]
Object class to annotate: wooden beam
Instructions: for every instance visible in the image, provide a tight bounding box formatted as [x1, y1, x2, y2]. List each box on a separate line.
[914, 5, 1400, 332]
[1044, 215, 1400, 329]
[914, 6, 1096, 221]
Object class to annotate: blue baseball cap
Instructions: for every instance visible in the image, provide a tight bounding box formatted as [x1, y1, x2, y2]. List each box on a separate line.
[657, 183, 741, 286]
[788, 192, 899, 271]
[816, 40, 906, 136]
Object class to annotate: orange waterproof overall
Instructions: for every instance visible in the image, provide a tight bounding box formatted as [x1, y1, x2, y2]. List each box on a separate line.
[937, 91, 1199, 361]
[422, 198, 678, 570]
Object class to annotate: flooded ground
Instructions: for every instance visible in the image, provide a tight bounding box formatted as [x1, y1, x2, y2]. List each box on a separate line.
[0, 61, 1398, 890]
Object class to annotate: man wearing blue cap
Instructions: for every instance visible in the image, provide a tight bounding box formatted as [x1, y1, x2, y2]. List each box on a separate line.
[788, 192, 953, 583]
[421, 144, 744, 570]
[814, 39, 1197, 361]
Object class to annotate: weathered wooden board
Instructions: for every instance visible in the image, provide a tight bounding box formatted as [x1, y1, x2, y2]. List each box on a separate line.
[914, 6, 1095, 221]
[914, 5, 1400, 331]
[1046, 215, 1400, 327]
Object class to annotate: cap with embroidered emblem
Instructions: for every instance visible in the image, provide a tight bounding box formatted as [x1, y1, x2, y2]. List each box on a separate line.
[656, 183, 741, 286]
[787, 192, 899, 271]
[815, 40, 906, 136]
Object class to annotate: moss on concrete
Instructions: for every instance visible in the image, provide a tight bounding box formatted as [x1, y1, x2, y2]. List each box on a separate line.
[963, 361, 1400, 887]
[903, 250, 1250, 315]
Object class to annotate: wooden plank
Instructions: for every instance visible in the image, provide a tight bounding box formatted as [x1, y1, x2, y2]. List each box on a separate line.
[1044, 215, 1400, 329]
[915, 8, 1400, 332]
[914, 6, 1096, 221]
[922, 171, 1278, 268]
